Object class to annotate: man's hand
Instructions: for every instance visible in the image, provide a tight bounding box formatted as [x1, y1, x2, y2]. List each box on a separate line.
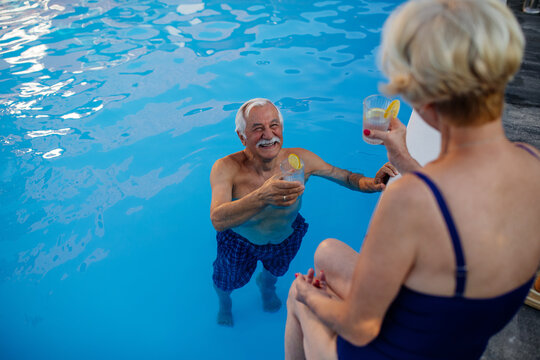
[257, 174, 305, 207]
[375, 162, 399, 186]
[355, 163, 398, 192]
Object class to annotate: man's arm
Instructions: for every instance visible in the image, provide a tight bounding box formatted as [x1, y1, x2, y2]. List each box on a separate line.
[209, 158, 304, 231]
[209, 158, 264, 231]
[296, 149, 397, 193]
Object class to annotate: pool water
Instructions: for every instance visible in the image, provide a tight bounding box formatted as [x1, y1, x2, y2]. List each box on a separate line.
[0, 0, 410, 358]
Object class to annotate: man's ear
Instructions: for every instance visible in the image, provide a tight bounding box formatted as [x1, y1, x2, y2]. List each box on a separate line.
[237, 131, 247, 146]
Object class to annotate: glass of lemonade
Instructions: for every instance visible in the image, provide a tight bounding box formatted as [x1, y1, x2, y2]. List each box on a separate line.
[363, 94, 391, 145]
[280, 156, 304, 185]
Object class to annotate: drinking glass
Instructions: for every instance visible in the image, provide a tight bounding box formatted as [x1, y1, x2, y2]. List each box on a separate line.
[280, 158, 304, 184]
[363, 94, 391, 145]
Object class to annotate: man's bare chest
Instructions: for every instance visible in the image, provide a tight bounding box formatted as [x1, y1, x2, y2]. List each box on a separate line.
[232, 170, 279, 199]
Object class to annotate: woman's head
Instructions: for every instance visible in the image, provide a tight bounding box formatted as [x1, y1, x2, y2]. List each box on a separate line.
[380, 0, 524, 126]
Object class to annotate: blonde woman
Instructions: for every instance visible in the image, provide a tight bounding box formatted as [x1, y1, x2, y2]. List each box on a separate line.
[285, 0, 540, 359]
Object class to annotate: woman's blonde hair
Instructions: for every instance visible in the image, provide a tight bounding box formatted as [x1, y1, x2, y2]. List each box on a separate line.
[380, 0, 524, 126]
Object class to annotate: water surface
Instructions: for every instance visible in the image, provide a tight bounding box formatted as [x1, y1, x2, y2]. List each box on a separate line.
[0, 0, 409, 358]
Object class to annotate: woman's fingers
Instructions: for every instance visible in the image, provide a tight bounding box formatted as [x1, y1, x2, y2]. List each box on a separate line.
[306, 268, 315, 283]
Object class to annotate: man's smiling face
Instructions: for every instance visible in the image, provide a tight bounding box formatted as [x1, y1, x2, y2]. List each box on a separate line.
[241, 103, 283, 161]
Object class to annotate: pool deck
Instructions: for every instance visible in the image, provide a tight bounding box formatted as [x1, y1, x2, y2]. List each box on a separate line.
[503, 0, 540, 149]
[405, 1, 540, 359]
[485, 2, 540, 359]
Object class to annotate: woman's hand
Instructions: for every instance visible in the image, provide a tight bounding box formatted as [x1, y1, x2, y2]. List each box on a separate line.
[365, 117, 421, 174]
[294, 268, 330, 305]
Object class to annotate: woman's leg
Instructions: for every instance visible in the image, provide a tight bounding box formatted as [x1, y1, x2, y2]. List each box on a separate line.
[285, 283, 338, 360]
[314, 238, 358, 299]
[284, 238, 358, 360]
[284, 290, 306, 360]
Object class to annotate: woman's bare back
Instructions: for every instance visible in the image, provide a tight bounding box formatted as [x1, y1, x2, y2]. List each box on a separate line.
[403, 141, 540, 299]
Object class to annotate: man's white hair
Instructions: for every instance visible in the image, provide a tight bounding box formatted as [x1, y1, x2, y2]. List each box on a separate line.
[235, 98, 284, 138]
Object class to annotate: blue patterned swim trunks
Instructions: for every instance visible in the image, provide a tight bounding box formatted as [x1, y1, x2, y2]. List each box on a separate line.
[213, 214, 308, 292]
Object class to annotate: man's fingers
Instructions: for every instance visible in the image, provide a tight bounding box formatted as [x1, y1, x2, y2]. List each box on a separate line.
[275, 180, 304, 189]
[287, 187, 304, 196]
[386, 163, 399, 175]
[270, 173, 284, 181]
[284, 198, 299, 206]
[382, 167, 396, 177]
[379, 173, 390, 185]
[282, 188, 303, 199]
[277, 190, 304, 206]
[374, 183, 386, 191]
[368, 182, 386, 192]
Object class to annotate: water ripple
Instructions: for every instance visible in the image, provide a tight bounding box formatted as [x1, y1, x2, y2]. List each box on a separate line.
[1, 0, 401, 282]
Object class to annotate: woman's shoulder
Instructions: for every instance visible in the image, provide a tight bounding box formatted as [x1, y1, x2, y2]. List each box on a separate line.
[383, 172, 436, 206]
[513, 142, 540, 161]
[376, 171, 446, 230]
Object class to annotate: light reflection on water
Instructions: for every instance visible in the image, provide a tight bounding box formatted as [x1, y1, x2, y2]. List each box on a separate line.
[0, 0, 408, 358]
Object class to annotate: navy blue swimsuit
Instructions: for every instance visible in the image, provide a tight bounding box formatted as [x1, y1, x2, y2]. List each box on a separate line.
[337, 148, 538, 359]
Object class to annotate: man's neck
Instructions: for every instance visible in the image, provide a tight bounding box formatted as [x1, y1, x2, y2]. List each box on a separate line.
[243, 149, 281, 174]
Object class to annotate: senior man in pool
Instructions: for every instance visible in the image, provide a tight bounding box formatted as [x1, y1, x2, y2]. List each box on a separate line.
[210, 98, 397, 326]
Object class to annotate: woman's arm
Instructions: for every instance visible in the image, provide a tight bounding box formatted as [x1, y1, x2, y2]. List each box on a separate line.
[297, 176, 422, 345]
[365, 116, 422, 174]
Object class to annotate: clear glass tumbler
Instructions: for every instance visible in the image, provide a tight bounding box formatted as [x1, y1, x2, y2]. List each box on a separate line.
[280, 158, 304, 184]
[363, 94, 391, 145]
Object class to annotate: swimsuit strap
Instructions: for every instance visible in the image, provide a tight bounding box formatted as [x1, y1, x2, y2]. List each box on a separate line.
[515, 143, 540, 161]
[413, 172, 467, 297]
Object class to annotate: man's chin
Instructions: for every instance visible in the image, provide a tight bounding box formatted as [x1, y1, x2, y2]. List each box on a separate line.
[256, 143, 281, 159]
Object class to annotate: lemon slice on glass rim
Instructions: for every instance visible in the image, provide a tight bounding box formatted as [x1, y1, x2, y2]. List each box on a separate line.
[288, 153, 302, 170]
[384, 99, 400, 119]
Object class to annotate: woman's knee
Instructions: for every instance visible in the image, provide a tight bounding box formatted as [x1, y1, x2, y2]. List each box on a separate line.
[287, 281, 298, 310]
[314, 238, 343, 270]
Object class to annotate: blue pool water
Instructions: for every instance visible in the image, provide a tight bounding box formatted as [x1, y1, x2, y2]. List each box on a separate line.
[0, 0, 410, 358]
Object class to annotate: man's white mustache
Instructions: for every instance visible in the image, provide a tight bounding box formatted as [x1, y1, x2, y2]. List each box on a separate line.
[257, 137, 281, 147]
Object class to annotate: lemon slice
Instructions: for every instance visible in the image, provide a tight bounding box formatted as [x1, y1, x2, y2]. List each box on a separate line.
[384, 99, 400, 119]
[288, 153, 302, 170]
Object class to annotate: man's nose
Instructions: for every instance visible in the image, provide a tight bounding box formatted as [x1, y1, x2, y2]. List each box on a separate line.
[262, 126, 273, 139]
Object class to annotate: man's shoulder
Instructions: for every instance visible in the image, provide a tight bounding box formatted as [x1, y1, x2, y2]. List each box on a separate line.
[283, 147, 316, 158]
[283, 148, 325, 169]
[216, 151, 245, 164]
[212, 151, 245, 174]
